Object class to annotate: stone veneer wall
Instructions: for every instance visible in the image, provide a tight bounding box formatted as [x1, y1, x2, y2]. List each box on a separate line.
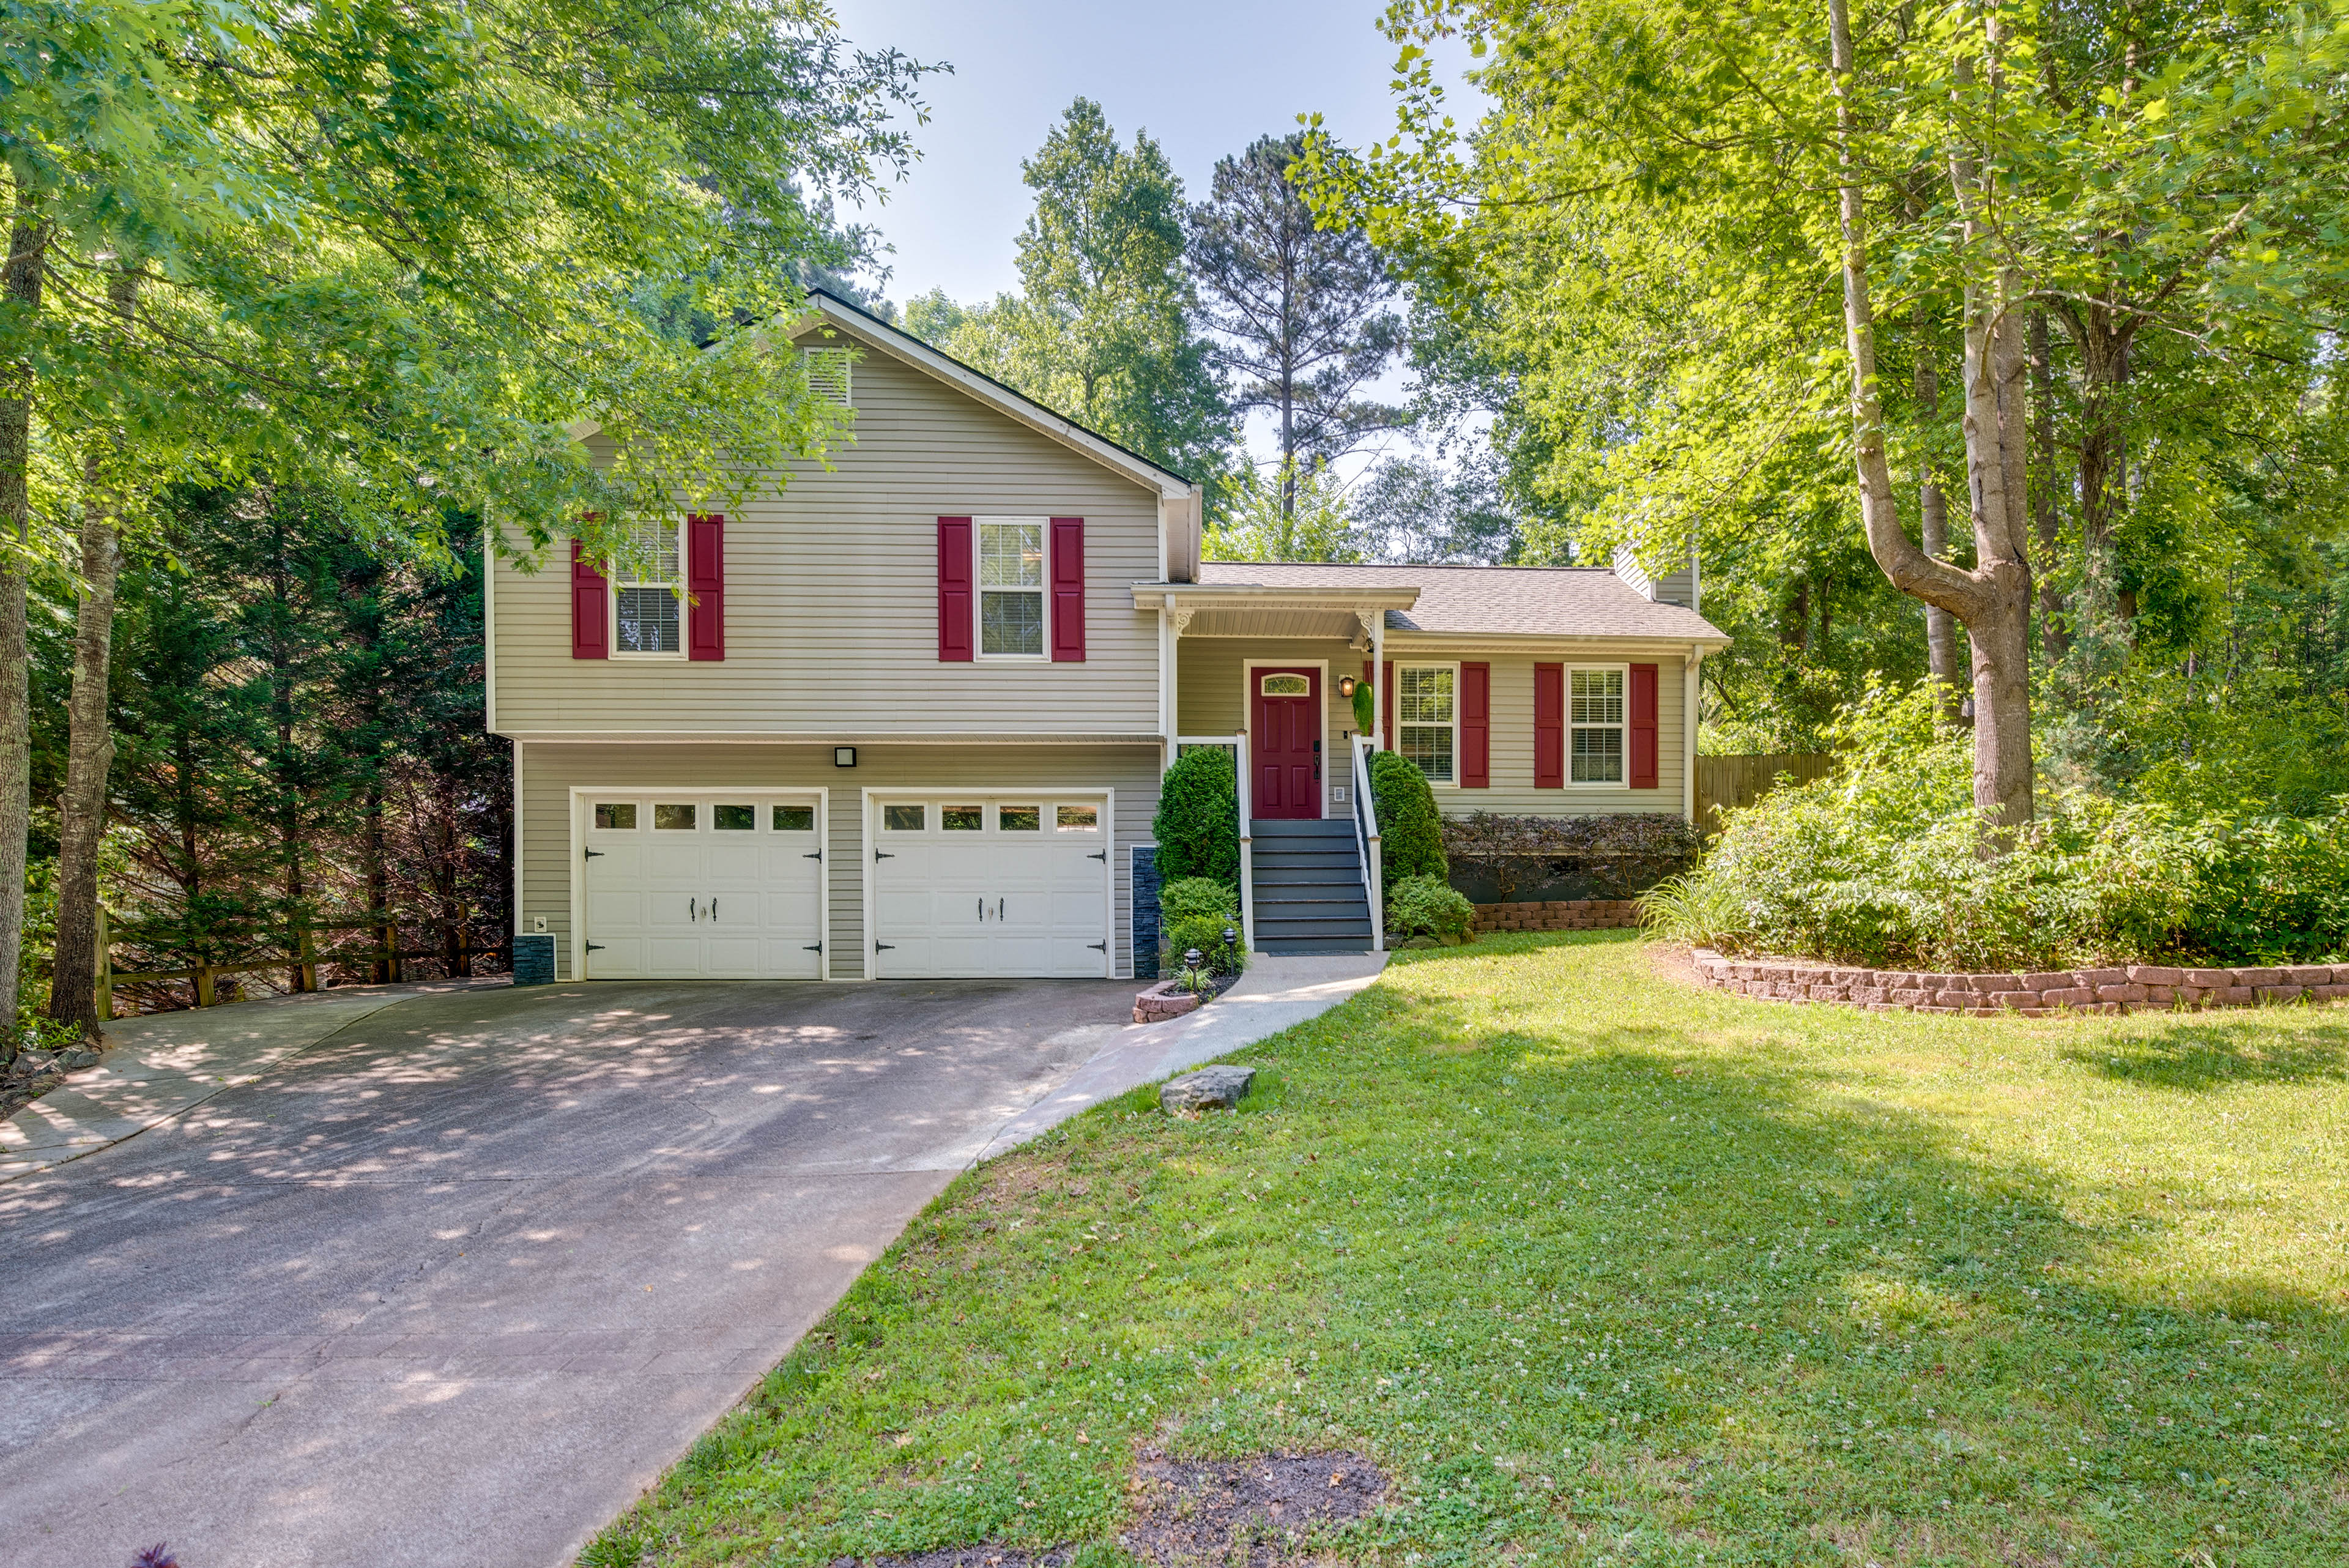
[1692, 949, 2349, 1016]
[1472, 899, 1642, 934]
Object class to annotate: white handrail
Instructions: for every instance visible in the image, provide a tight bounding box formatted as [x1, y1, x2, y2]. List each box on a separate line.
[1234, 729, 1254, 951]
[1353, 735, 1384, 951]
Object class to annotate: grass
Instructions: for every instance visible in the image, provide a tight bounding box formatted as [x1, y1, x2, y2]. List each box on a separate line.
[586, 934, 2349, 1567]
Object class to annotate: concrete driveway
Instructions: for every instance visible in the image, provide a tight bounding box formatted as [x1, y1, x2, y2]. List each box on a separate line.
[0, 976, 1137, 1568]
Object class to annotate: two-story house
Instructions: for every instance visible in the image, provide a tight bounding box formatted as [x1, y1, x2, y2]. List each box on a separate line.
[486, 291, 1728, 983]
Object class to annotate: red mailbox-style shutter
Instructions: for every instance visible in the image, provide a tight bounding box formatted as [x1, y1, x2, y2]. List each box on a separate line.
[570, 540, 607, 660]
[1461, 661, 1491, 788]
[937, 516, 973, 662]
[686, 513, 724, 662]
[1629, 662, 1661, 788]
[1381, 659, 1393, 752]
[1533, 662, 1564, 788]
[1050, 516, 1085, 662]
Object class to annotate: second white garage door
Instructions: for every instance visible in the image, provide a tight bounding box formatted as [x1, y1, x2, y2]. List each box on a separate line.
[869, 793, 1111, 978]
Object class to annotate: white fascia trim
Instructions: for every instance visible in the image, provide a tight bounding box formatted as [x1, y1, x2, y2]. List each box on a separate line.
[1381, 634, 1732, 657]
[1131, 583, 1420, 610]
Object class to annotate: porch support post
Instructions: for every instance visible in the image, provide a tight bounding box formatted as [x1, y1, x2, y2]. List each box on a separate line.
[1368, 609, 1385, 749]
[1159, 604, 1174, 757]
[1682, 650, 1704, 823]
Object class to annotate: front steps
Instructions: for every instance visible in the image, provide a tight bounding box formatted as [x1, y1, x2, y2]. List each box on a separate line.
[1249, 819, 1376, 955]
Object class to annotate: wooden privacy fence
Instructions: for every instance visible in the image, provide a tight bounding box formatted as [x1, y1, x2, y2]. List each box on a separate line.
[1694, 753, 1837, 835]
[96, 908, 511, 1022]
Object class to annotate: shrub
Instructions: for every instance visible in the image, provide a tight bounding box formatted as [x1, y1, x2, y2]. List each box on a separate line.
[1385, 873, 1476, 942]
[1351, 676, 1377, 737]
[1164, 915, 1244, 975]
[1152, 747, 1239, 887]
[1685, 682, 2349, 968]
[1369, 750, 1445, 890]
[1158, 876, 1238, 927]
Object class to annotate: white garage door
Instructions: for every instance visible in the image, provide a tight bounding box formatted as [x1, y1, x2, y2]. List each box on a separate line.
[869, 794, 1111, 978]
[579, 793, 825, 979]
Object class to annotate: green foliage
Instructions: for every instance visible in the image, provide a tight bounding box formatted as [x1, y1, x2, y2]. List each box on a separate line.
[1368, 749, 1445, 888]
[585, 937, 2349, 1567]
[1151, 749, 1239, 888]
[1163, 915, 1243, 976]
[1636, 870, 1754, 951]
[1350, 676, 1376, 737]
[1685, 686, 2349, 968]
[902, 99, 1233, 489]
[1382, 872, 1475, 942]
[1157, 876, 1237, 928]
[1202, 458, 1358, 560]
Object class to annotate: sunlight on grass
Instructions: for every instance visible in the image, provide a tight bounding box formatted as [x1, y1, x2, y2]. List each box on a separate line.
[587, 934, 2349, 1567]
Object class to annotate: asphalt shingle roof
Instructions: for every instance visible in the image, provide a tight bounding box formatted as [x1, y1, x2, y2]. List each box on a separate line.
[1192, 562, 1727, 642]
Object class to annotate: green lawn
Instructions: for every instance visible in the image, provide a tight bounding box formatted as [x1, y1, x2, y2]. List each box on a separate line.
[588, 934, 2349, 1567]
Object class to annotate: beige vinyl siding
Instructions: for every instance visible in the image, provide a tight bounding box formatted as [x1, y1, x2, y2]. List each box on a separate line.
[1174, 639, 1688, 819]
[492, 349, 1162, 736]
[517, 740, 1160, 979]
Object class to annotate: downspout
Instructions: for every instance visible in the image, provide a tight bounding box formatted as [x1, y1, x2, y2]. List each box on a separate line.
[1682, 651, 1704, 825]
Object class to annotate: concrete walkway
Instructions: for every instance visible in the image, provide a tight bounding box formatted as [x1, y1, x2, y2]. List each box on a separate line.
[0, 979, 507, 1181]
[971, 952, 1387, 1162]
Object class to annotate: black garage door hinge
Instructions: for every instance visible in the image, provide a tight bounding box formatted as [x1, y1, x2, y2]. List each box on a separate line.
[874, 849, 894, 861]
[1089, 850, 1106, 861]
[875, 940, 894, 952]
[804, 942, 823, 953]
[583, 847, 603, 860]
[584, 942, 604, 953]
[805, 850, 822, 860]
[1088, 942, 1107, 951]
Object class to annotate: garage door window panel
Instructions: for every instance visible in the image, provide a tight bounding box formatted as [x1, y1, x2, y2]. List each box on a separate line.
[654, 803, 697, 830]
[943, 804, 984, 831]
[594, 803, 638, 831]
[773, 804, 815, 831]
[714, 804, 755, 831]
[883, 804, 926, 831]
[998, 805, 1041, 831]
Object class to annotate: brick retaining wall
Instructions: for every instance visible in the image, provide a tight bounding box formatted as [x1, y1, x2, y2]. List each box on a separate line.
[1473, 899, 1642, 934]
[1692, 949, 2349, 1016]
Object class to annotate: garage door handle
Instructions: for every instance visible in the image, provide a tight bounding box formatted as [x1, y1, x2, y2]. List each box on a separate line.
[977, 897, 985, 921]
[689, 897, 699, 921]
[998, 897, 1005, 920]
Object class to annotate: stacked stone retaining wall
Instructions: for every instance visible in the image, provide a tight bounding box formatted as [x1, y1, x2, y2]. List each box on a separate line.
[1473, 899, 1642, 934]
[1693, 949, 2349, 1017]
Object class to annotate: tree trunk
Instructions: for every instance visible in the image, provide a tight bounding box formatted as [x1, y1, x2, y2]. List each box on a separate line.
[0, 206, 43, 1049]
[1829, 0, 2033, 831]
[1913, 309, 1963, 716]
[48, 267, 136, 1038]
[2029, 310, 2066, 660]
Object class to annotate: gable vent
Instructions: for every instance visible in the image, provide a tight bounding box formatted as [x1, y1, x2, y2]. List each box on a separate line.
[803, 347, 852, 406]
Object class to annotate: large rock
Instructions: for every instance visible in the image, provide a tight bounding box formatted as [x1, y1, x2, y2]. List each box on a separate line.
[1160, 1065, 1256, 1113]
[57, 1046, 102, 1071]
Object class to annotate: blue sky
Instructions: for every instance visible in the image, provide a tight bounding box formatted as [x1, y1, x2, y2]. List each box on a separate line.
[825, 1, 1482, 472]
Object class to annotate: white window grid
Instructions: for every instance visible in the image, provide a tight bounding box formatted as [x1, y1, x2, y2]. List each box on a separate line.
[976, 516, 1047, 659]
[613, 516, 683, 657]
[1397, 663, 1458, 784]
[1570, 666, 1627, 784]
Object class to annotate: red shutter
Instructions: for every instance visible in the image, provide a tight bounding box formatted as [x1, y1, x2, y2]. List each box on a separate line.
[570, 540, 607, 660]
[1050, 516, 1085, 662]
[1461, 661, 1491, 788]
[686, 513, 724, 661]
[1381, 660, 1393, 751]
[1630, 663, 1660, 788]
[938, 516, 973, 661]
[1534, 663, 1564, 788]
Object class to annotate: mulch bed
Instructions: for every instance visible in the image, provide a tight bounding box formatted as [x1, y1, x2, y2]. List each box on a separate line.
[856, 1449, 1388, 1568]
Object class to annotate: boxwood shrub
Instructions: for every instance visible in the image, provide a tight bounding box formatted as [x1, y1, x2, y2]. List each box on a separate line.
[1152, 747, 1239, 888]
[1369, 751, 1445, 891]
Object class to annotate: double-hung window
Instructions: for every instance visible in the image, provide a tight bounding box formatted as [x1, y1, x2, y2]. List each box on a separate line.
[978, 518, 1046, 657]
[1397, 664, 1457, 783]
[1570, 667, 1627, 782]
[613, 516, 683, 656]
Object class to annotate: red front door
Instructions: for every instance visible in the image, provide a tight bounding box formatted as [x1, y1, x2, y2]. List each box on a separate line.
[1251, 667, 1321, 819]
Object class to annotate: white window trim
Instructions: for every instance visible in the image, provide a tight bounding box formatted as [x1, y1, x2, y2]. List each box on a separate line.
[1567, 661, 1631, 788]
[974, 515, 1051, 663]
[1395, 661, 1461, 788]
[610, 515, 686, 661]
